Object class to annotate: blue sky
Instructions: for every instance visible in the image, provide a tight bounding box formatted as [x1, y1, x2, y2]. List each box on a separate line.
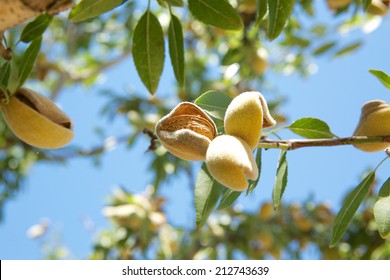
[0, 5, 390, 259]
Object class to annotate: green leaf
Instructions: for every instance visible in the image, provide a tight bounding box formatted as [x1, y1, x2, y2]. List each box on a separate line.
[20, 14, 52, 43]
[267, 0, 294, 41]
[194, 90, 232, 120]
[330, 171, 375, 247]
[133, 11, 165, 94]
[312, 42, 337, 56]
[69, 0, 128, 23]
[188, 0, 243, 30]
[17, 36, 42, 89]
[289, 117, 334, 139]
[165, 0, 184, 6]
[256, 0, 268, 23]
[168, 14, 185, 87]
[333, 42, 362, 58]
[363, 0, 372, 10]
[247, 148, 262, 195]
[378, 177, 390, 197]
[272, 150, 288, 209]
[374, 196, 390, 239]
[0, 62, 11, 90]
[217, 189, 242, 210]
[195, 163, 223, 228]
[369, 69, 390, 90]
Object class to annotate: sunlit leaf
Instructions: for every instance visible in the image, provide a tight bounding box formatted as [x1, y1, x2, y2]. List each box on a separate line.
[69, 0, 128, 23]
[188, 0, 243, 30]
[289, 117, 334, 139]
[195, 163, 223, 228]
[20, 14, 52, 43]
[194, 90, 232, 120]
[217, 189, 241, 210]
[17, 36, 42, 89]
[333, 42, 362, 57]
[312, 42, 337, 56]
[272, 150, 288, 209]
[330, 171, 375, 247]
[247, 148, 262, 195]
[267, 0, 294, 41]
[133, 10, 165, 94]
[374, 177, 390, 238]
[369, 69, 390, 90]
[168, 13, 185, 87]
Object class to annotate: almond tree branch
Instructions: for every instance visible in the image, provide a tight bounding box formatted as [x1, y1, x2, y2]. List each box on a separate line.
[258, 135, 390, 150]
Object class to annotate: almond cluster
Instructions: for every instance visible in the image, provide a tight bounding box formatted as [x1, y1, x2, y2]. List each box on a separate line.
[155, 91, 276, 191]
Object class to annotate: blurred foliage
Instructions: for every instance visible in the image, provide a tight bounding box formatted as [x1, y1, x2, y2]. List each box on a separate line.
[1, 0, 390, 259]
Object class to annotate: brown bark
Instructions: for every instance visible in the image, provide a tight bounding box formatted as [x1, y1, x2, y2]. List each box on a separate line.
[0, 0, 73, 32]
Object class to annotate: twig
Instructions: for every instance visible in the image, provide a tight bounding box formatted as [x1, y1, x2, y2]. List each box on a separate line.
[258, 135, 390, 150]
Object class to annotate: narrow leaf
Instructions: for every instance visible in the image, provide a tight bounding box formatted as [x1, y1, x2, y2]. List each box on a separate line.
[289, 117, 334, 139]
[333, 42, 362, 57]
[267, 0, 294, 41]
[165, 0, 184, 6]
[256, 0, 268, 23]
[69, 0, 128, 23]
[312, 42, 337, 56]
[247, 148, 262, 195]
[378, 177, 390, 197]
[218, 189, 242, 210]
[194, 90, 232, 120]
[330, 171, 375, 247]
[133, 11, 165, 94]
[17, 36, 42, 89]
[168, 14, 185, 87]
[188, 0, 243, 30]
[0, 62, 11, 90]
[369, 69, 390, 90]
[195, 163, 223, 228]
[363, 0, 372, 10]
[20, 14, 52, 43]
[272, 150, 288, 209]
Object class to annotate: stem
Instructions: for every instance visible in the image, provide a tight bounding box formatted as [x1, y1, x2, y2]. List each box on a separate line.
[257, 135, 390, 151]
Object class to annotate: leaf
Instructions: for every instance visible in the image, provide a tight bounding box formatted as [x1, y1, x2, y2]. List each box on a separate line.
[69, 0, 128, 23]
[378, 177, 390, 197]
[20, 14, 52, 43]
[369, 69, 390, 90]
[312, 42, 337, 56]
[333, 42, 362, 58]
[168, 14, 185, 87]
[247, 148, 262, 195]
[195, 163, 223, 228]
[330, 171, 375, 247]
[374, 196, 390, 239]
[267, 0, 294, 41]
[363, 0, 372, 10]
[217, 189, 242, 210]
[17, 36, 42, 89]
[188, 0, 243, 30]
[374, 177, 390, 238]
[0, 62, 11, 90]
[289, 117, 334, 139]
[133, 11, 165, 94]
[272, 150, 288, 209]
[194, 90, 232, 120]
[165, 0, 184, 6]
[256, 0, 268, 23]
